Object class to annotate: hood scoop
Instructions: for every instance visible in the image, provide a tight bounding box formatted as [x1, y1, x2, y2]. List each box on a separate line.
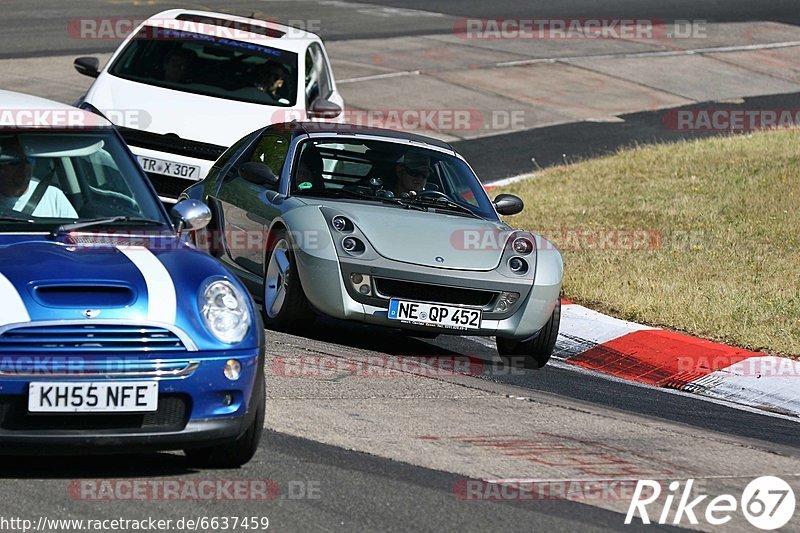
[32, 284, 135, 308]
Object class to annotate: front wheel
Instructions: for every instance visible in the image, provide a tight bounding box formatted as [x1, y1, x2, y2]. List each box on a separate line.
[496, 300, 561, 369]
[262, 229, 315, 331]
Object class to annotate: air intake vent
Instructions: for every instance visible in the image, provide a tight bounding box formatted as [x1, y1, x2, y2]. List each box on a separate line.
[375, 278, 497, 307]
[33, 285, 135, 308]
[118, 127, 225, 161]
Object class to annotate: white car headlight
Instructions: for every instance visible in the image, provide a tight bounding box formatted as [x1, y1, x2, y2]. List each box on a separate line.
[200, 280, 251, 344]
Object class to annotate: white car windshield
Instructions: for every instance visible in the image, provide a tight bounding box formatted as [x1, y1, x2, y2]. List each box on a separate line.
[0, 130, 166, 226]
[290, 139, 498, 219]
[108, 27, 298, 107]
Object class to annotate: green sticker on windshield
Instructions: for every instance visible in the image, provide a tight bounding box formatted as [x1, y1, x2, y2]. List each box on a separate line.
[298, 181, 313, 189]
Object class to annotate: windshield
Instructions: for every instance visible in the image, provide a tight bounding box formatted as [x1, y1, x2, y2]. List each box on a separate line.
[108, 27, 299, 107]
[290, 139, 497, 219]
[0, 130, 166, 229]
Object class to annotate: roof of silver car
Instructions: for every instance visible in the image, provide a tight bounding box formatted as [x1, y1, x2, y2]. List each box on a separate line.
[289, 122, 455, 152]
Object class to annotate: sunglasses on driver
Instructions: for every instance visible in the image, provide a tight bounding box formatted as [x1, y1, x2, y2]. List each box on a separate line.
[402, 165, 431, 179]
[0, 143, 34, 166]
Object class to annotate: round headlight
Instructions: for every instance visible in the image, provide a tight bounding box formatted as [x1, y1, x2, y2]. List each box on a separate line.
[513, 237, 533, 254]
[200, 280, 251, 344]
[508, 257, 528, 274]
[332, 216, 349, 232]
[342, 236, 365, 253]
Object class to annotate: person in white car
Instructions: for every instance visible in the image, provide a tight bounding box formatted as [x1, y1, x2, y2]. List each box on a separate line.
[0, 137, 78, 219]
[255, 61, 290, 104]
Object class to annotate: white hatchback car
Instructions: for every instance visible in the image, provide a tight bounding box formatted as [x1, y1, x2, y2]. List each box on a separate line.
[75, 9, 344, 202]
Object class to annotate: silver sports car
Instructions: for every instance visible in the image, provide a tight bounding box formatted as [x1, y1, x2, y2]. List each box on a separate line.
[182, 123, 563, 368]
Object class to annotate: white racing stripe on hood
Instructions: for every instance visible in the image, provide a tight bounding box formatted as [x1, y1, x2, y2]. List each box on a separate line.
[0, 273, 30, 325]
[117, 246, 177, 324]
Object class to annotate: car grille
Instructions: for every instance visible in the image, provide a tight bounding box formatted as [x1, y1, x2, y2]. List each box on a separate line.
[0, 394, 190, 432]
[0, 324, 187, 354]
[119, 127, 225, 161]
[374, 278, 497, 307]
[145, 172, 196, 199]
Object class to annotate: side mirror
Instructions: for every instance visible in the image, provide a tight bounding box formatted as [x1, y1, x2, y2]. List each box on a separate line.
[171, 199, 212, 234]
[307, 98, 342, 119]
[239, 161, 279, 187]
[493, 194, 524, 216]
[74, 57, 100, 78]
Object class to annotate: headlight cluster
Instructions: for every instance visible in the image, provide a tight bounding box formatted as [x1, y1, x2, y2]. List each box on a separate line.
[506, 235, 534, 276]
[328, 213, 369, 256]
[200, 280, 251, 344]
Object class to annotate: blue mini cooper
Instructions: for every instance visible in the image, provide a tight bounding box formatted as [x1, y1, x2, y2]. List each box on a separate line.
[0, 91, 264, 467]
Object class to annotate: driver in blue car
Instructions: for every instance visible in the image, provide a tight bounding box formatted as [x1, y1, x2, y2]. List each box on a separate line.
[392, 152, 433, 197]
[0, 136, 78, 218]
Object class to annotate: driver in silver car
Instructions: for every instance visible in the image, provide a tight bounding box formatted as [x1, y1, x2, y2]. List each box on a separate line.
[391, 153, 433, 197]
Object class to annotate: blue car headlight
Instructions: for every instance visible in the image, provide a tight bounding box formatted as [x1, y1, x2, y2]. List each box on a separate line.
[200, 280, 251, 344]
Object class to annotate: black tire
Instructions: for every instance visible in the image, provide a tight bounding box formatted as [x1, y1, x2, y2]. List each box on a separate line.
[184, 374, 266, 468]
[261, 228, 315, 331]
[496, 300, 561, 369]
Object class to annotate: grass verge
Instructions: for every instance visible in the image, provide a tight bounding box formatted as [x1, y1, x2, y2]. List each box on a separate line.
[496, 130, 799, 356]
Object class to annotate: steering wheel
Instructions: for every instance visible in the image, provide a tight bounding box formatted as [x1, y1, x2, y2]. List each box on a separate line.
[89, 188, 140, 217]
[416, 190, 450, 201]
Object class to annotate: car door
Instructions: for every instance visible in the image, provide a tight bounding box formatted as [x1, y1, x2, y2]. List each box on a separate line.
[305, 42, 343, 115]
[214, 129, 292, 276]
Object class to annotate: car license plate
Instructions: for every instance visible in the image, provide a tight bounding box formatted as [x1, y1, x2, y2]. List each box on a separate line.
[388, 299, 482, 330]
[137, 155, 200, 179]
[28, 381, 159, 413]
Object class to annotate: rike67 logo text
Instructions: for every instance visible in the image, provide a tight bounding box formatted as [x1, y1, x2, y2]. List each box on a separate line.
[626, 476, 795, 530]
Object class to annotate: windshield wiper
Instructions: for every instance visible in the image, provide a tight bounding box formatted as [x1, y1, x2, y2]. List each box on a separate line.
[0, 215, 35, 224]
[52, 216, 167, 237]
[295, 188, 428, 211]
[378, 196, 428, 211]
[407, 196, 481, 218]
